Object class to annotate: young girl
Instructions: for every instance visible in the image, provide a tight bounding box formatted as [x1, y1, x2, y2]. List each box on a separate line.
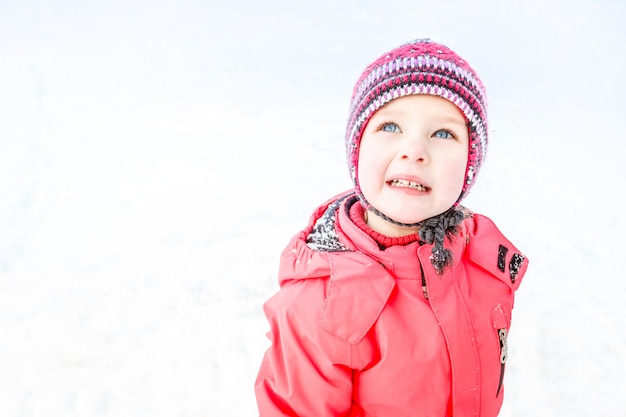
[255, 38, 528, 417]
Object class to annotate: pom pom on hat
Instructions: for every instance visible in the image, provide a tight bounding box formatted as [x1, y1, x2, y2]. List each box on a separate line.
[345, 38, 488, 206]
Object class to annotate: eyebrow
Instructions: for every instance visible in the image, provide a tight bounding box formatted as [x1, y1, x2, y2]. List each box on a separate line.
[438, 116, 467, 126]
[387, 112, 466, 126]
[373, 107, 467, 126]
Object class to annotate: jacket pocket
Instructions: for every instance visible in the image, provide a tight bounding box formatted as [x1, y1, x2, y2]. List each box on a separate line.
[491, 304, 510, 397]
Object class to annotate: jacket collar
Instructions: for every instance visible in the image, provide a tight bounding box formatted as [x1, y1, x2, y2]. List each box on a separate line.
[277, 191, 528, 343]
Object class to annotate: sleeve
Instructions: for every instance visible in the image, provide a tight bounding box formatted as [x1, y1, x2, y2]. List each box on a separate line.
[254, 283, 355, 417]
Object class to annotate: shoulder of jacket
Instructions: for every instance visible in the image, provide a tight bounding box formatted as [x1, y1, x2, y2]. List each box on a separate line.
[277, 191, 356, 285]
[319, 252, 396, 345]
[274, 249, 395, 345]
[276, 191, 396, 345]
[462, 214, 529, 290]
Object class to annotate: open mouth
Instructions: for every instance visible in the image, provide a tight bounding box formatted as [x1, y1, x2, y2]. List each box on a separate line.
[388, 179, 430, 192]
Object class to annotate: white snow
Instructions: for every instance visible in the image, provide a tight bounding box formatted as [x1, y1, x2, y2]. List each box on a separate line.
[1, 0, 624, 416]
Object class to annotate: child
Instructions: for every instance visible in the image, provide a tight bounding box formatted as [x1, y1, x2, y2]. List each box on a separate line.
[255, 38, 528, 417]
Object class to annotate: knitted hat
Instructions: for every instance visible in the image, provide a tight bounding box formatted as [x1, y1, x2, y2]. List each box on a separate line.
[346, 38, 488, 206]
[345, 38, 488, 273]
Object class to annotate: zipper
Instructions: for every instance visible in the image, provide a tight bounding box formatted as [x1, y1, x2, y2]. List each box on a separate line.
[419, 263, 428, 299]
[496, 328, 508, 397]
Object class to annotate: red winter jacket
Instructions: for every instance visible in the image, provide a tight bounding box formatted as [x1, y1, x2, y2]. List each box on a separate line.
[255, 192, 528, 417]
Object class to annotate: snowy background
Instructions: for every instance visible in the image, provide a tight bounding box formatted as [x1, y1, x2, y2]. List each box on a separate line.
[1, 0, 625, 416]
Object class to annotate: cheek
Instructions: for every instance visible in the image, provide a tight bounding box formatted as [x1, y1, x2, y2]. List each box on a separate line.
[356, 142, 385, 190]
[439, 149, 468, 193]
[357, 140, 373, 170]
[356, 156, 376, 189]
[452, 153, 469, 191]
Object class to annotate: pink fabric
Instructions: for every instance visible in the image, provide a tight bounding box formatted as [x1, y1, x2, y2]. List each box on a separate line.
[348, 199, 421, 247]
[255, 193, 528, 417]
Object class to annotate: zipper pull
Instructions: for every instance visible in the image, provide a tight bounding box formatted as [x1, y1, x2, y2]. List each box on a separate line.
[498, 328, 508, 364]
[420, 263, 429, 299]
[496, 328, 508, 396]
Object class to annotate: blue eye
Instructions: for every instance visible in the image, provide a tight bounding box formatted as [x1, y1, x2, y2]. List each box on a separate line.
[433, 129, 454, 139]
[381, 123, 400, 133]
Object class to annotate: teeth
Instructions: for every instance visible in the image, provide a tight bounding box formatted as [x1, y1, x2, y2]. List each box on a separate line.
[390, 179, 427, 191]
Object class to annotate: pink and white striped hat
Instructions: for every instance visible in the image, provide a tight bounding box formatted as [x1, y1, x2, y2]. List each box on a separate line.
[346, 38, 488, 206]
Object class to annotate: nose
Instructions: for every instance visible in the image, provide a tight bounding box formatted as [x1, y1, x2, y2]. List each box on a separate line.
[400, 134, 429, 163]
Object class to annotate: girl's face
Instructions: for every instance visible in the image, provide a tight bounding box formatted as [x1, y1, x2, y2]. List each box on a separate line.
[357, 94, 469, 237]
